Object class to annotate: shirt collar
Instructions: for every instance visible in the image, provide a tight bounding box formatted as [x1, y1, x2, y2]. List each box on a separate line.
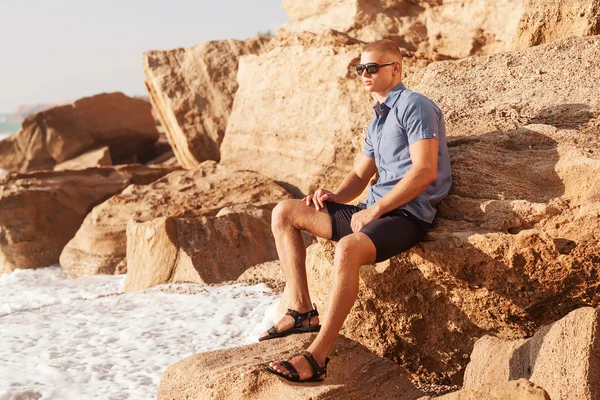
[372, 82, 406, 117]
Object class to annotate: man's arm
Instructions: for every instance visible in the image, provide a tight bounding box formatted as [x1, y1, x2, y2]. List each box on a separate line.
[371, 138, 438, 216]
[333, 155, 377, 203]
[350, 138, 438, 231]
[306, 155, 377, 210]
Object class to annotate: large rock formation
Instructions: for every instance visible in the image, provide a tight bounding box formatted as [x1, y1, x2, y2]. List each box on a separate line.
[220, 31, 373, 196]
[513, 0, 600, 50]
[0, 93, 159, 173]
[279, 36, 600, 386]
[280, 0, 524, 59]
[157, 333, 425, 400]
[143, 38, 269, 169]
[124, 205, 278, 292]
[419, 379, 550, 400]
[60, 161, 292, 278]
[0, 165, 174, 273]
[464, 307, 600, 400]
[53, 146, 112, 171]
[406, 36, 600, 138]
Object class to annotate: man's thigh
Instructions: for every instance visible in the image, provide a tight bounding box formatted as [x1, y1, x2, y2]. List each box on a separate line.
[274, 199, 334, 239]
[325, 202, 363, 241]
[360, 212, 428, 263]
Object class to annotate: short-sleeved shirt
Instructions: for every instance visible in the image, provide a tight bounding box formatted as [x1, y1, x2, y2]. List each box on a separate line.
[362, 82, 452, 224]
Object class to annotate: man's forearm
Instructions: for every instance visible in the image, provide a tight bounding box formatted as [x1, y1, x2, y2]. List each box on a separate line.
[371, 167, 434, 217]
[333, 171, 369, 204]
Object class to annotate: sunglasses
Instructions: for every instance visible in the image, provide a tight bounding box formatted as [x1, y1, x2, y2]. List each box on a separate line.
[355, 62, 395, 76]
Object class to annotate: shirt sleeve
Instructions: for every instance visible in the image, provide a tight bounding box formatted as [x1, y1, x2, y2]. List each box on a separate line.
[362, 125, 375, 158]
[401, 94, 441, 145]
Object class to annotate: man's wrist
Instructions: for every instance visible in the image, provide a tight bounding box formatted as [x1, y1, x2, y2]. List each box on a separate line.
[371, 202, 385, 218]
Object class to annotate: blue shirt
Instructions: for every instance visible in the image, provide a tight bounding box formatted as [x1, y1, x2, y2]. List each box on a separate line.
[362, 82, 451, 223]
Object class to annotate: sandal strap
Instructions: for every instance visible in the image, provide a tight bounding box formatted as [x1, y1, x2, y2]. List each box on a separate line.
[280, 361, 300, 380]
[266, 326, 278, 336]
[285, 303, 319, 328]
[302, 350, 327, 377]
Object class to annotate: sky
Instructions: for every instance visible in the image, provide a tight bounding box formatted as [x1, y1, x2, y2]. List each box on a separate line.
[0, 0, 288, 114]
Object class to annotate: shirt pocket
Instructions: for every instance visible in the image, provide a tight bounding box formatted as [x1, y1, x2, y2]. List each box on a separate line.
[380, 130, 409, 163]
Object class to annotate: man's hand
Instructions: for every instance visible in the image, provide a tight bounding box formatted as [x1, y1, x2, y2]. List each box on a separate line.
[303, 189, 338, 211]
[350, 207, 380, 233]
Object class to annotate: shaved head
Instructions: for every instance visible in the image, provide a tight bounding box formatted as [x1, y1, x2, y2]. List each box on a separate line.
[362, 39, 402, 62]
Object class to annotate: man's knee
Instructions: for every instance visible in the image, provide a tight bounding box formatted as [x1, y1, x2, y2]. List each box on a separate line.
[333, 233, 376, 270]
[271, 199, 297, 231]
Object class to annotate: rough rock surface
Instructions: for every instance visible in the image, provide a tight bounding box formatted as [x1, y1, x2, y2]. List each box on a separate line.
[221, 31, 372, 196]
[235, 260, 285, 293]
[406, 36, 600, 137]
[60, 161, 292, 278]
[124, 205, 278, 291]
[0, 165, 174, 273]
[157, 333, 424, 400]
[143, 38, 269, 169]
[280, 36, 600, 386]
[0, 93, 159, 173]
[419, 379, 550, 400]
[280, 0, 524, 59]
[513, 0, 600, 50]
[54, 146, 112, 171]
[464, 307, 600, 400]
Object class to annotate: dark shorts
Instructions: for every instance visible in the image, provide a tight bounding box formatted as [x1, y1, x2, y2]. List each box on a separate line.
[325, 202, 432, 263]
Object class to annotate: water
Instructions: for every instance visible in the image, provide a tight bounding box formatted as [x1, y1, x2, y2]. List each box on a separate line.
[0, 266, 280, 399]
[0, 122, 20, 140]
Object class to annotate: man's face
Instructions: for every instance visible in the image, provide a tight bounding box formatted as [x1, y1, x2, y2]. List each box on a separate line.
[359, 51, 396, 93]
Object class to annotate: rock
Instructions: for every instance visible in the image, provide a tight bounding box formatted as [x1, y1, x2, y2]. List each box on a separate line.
[464, 307, 600, 400]
[124, 205, 278, 291]
[0, 93, 159, 173]
[60, 161, 292, 278]
[143, 38, 269, 169]
[419, 378, 550, 400]
[0, 165, 175, 273]
[157, 333, 425, 399]
[513, 0, 600, 50]
[406, 36, 600, 137]
[54, 146, 112, 171]
[235, 260, 285, 293]
[279, 0, 524, 59]
[221, 31, 372, 196]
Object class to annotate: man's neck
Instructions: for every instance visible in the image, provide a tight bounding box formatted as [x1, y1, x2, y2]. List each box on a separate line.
[374, 80, 402, 104]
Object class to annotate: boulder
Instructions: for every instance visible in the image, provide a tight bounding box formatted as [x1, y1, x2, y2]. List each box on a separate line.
[157, 333, 425, 400]
[220, 31, 372, 196]
[406, 35, 600, 137]
[0, 93, 159, 173]
[60, 161, 292, 278]
[279, 0, 524, 59]
[235, 260, 285, 293]
[463, 307, 600, 400]
[54, 146, 112, 171]
[0, 165, 175, 273]
[513, 0, 600, 50]
[279, 36, 600, 386]
[419, 379, 550, 400]
[143, 38, 269, 169]
[124, 205, 278, 292]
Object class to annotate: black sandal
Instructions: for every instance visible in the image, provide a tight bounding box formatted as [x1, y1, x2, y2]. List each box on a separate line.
[259, 303, 321, 342]
[266, 350, 330, 382]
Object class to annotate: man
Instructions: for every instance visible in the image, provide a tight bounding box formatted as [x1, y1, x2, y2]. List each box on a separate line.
[261, 39, 452, 382]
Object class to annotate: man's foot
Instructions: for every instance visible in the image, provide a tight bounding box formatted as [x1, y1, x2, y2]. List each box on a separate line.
[266, 350, 329, 382]
[259, 304, 320, 341]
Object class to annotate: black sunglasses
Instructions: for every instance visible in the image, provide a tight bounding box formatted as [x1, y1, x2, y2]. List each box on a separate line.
[355, 62, 395, 76]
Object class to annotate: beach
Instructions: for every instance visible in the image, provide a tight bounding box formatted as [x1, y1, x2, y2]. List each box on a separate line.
[0, 267, 280, 399]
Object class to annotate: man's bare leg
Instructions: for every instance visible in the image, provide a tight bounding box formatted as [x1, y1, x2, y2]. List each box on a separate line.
[268, 232, 376, 379]
[259, 199, 333, 339]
